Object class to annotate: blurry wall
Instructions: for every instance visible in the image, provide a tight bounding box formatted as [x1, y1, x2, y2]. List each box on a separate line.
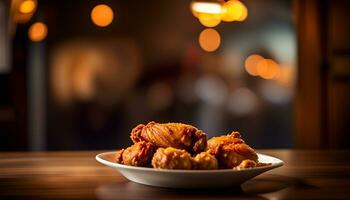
[44, 0, 296, 150]
[1, 0, 297, 150]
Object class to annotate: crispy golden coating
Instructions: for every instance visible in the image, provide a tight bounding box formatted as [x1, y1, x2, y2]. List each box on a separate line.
[116, 142, 156, 167]
[151, 147, 192, 169]
[232, 159, 272, 170]
[114, 122, 266, 170]
[207, 132, 258, 168]
[115, 149, 124, 163]
[256, 162, 272, 167]
[192, 152, 218, 170]
[207, 131, 244, 150]
[216, 143, 258, 168]
[131, 121, 207, 153]
[233, 159, 257, 170]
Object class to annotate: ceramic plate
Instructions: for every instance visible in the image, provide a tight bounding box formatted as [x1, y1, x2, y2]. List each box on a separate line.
[96, 151, 284, 188]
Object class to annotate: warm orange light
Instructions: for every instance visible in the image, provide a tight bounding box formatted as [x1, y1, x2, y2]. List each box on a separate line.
[257, 59, 269, 78]
[198, 13, 221, 27]
[257, 59, 280, 79]
[191, 2, 222, 17]
[199, 28, 221, 52]
[275, 65, 294, 86]
[28, 22, 48, 42]
[237, 3, 248, 21]
[19, 0, 36, 14]
[221, 0, 246, 22]
[91, 4, 114, 27]
[266, 59, 281, 79]
[245, 54, 263, 76]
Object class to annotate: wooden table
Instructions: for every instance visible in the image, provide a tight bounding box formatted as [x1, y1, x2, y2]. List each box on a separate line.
[0, 150, 349, 200]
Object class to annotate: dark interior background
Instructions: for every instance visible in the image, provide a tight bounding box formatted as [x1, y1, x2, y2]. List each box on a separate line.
[0, 0, 349, 151]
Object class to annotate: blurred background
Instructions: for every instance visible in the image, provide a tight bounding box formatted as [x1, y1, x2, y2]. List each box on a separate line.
[0, 0, 349, 151]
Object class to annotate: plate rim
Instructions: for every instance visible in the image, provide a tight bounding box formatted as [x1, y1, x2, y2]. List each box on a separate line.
[96, 151, 284, 173]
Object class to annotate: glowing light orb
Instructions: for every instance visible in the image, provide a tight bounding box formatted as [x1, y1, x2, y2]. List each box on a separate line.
[191, 2, 222, 16]
[91, 4, 114, 27]
[19, 0, 36, 14]
[221, 0, 247, 22]
[245, 54, 264, 76]
[198, 13, 221, 27]
[257, 59, 280, 79]
[198, 28, 221, 52]
[28, 22, 48, 42]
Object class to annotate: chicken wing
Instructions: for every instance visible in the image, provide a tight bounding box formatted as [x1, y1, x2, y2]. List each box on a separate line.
[151, 147, 192, 169]
[192, 151, 218, 170]
[207, 132, 258, 168]
[131, 121, 207, 153]
[207, 131, 244, 150]
[115, 141, 156, 167]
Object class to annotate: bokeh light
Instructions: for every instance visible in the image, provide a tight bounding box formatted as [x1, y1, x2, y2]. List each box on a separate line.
[198, 28, 221, 52]
[245, 54, 264, 76]
[228, 87, 258, 116]
[259, 81, 292, 105]
[198, 13, 221, 27]
[91, 4, 114, 27]
[195, 75, 228, 106]
[51, 39, 141, 105]
[237, 3, 248, 21]
[191, 2, 222, 17]
[71, 59, 97, 101]
[275, 65, 294, 87]
[221, 0, 246, 22]
[19, 0, 36, 14]
[28, 22, 48, 42]
[257, 59, 280, 79]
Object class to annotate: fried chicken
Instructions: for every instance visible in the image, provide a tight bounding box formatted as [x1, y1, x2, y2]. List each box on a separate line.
[207, 132, 258, 168]
[131, 121, 207, 153]
[115, 141, 156, 167]
[233, 159, 272, 170]
[114, 122, 267, 171]
[192, 151, 218, 170]
[115, 149, 124, 163]
[233, 159, 257, 170]
[151, 147, 192, 169]
[207, 131, 244, 150]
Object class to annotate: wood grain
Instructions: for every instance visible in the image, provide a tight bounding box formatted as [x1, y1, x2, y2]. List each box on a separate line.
[0, 150, 350, 199]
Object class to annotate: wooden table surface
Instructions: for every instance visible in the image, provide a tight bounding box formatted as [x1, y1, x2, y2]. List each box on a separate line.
[0, 150, 350, 200]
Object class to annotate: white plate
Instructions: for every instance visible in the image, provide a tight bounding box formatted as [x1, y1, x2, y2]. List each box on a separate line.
[96, 151, 284, 188]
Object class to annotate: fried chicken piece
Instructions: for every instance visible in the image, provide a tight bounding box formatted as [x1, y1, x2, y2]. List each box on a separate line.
[207, 132, 258, 169]
[131, 121, 207, 153]
[207, 131, 244, 150]
[216, 143, 258, 168]
[152, 147, 192, 169]
[233, 160, 272, 170]
[233, 159, 257, 170]
[115, 149, 124, 163]
[192, 152, 218, 170]
[115, 141, 156, 167]
[256, 162, 272, 167]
